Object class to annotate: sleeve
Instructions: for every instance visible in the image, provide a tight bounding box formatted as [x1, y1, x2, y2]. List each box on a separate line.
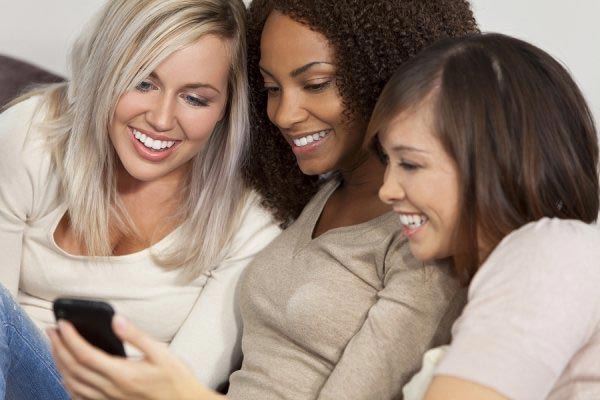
[401, 346, 448, 400]
[435, 221, 600, 400]
[0, 98, 40, 296]
[168, 194, 281, 390]
[316, 236, 463, 400]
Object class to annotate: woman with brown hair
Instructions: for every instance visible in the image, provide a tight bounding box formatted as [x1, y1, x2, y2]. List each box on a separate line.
[49, 1, 479, 399]
[371, 33, 600, 399]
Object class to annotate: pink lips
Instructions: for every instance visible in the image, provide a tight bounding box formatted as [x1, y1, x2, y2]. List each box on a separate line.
[402, 223, 426, 238]
[128, 127, 180, 162]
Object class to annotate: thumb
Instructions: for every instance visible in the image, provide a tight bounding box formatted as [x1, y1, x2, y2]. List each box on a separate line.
[112, 315, 168, 362]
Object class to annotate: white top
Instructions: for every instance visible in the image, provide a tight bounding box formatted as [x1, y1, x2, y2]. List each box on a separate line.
[434, 218, 600, 399]
[0, 96, 282, 389]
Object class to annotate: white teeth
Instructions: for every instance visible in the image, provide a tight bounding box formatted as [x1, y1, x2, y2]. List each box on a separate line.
[132, 129, 177, 151]
[293, 130, 330, 147]
[399, 214, 428, 229]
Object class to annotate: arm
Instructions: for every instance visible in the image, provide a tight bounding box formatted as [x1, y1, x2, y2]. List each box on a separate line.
[424, 220, 600, 400]
[164, 194, 281, 388]
[424, 376, 508, 400]
[316, 236, 463, 400]
[0, 98, 41, 294]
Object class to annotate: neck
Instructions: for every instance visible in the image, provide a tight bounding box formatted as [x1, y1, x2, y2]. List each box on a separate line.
[115, 162, 188, 232]
[338, 151, 385, 196]
[116, 163, 187, 204]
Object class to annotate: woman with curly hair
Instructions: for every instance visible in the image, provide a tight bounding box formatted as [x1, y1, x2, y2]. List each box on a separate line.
[49, 1, 479, 399]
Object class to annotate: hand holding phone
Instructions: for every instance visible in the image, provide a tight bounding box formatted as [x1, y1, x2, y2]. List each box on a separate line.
[53, 297, 126, 357]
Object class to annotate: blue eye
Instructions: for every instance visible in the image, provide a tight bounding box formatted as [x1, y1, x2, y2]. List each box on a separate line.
[135, 80, 156, 92]
[183, 94, 209, 107]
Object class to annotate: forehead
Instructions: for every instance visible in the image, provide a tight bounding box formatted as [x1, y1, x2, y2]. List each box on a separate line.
[154, 34, 231, 86]
[379, 100, 437, 149]
[260, 11, 334, 69]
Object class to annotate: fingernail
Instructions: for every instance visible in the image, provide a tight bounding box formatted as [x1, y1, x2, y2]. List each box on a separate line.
[57, 319, 66, 331]
[113, 315, 127, 332]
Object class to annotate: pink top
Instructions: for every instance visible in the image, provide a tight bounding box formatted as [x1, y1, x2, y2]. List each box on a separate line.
[436, 218, 600, 399]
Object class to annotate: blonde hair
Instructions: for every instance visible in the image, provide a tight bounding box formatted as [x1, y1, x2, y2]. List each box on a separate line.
[25, 0, 250, 278]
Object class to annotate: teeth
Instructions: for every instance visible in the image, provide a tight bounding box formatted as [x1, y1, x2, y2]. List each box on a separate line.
[399, 214, 428, 229]
[132, 129, 176, 151]
[293, 130, 329, 147]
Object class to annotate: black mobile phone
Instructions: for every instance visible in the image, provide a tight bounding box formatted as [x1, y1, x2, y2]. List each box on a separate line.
[53, 297, 126, 357]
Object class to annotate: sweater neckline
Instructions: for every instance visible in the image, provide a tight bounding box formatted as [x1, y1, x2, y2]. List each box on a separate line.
[293, 178, 396, 253]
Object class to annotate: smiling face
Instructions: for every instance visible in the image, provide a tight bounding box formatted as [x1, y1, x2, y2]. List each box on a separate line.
[377, 99, 461, 262]
[109, 34, 231, 184]
[259, 11, 365, 175]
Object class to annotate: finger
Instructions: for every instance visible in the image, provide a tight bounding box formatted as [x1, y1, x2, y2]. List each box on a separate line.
[48, 329, 106, 400]
[111, 315, 167, 362]
[56, 354, 125, 400]
[57, 320, 117, 370]
[61, 374, 108, 400]
[56, 320, 167, 399]
[55, 320, 129, 394]
[48, 324, 115, 388]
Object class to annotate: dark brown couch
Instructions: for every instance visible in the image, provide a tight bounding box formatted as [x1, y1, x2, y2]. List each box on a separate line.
[0, 54, 64, 108]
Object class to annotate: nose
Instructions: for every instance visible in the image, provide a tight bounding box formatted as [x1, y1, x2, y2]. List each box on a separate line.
[379, 166, 405, 205]
[268, 90, 308, 129]
[146, 94, 176, 132]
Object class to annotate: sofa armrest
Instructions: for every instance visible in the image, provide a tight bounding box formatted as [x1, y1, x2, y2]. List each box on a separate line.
[0, 54, 64, 108]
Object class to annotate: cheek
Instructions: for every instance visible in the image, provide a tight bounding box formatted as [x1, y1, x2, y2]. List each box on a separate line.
[180, 106, 226, 141]
[265, 97, 277, 126]
[315, 92, 345, 126]
[113, 91, 145, 122]
[438, 172, 461, 233]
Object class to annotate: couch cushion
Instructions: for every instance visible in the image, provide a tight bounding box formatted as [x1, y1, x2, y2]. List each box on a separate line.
[0, 54, 64, 108]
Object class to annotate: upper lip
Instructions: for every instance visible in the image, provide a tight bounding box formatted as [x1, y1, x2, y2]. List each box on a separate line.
[130, 126, 181, 142]
[395, 210, 423, 215]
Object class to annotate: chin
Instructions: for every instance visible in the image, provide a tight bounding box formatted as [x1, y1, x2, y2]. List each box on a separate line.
[296, 160, 334, 177]
[408, 244, 437, 263]
[120, 164, 159, 182]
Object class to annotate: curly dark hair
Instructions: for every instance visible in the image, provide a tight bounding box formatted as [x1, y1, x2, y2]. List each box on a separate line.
[243, 0, 479, 225]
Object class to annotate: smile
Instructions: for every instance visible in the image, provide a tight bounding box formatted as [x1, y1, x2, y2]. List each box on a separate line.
[292, 130, 330, 147]
[399, 213, 428, 229]
[132, 128, 177, 151]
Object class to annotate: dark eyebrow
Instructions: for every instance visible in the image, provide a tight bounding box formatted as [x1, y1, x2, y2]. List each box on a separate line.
[259, 61, 334, 79]
[391, 144, 427, 153]
[149, 71, 221, 94]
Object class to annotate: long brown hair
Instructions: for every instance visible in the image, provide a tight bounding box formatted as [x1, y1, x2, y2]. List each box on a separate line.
[367, 33, 599, 283]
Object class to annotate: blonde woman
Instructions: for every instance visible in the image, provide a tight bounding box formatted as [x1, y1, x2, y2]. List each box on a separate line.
[0, 0, 280, 398]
